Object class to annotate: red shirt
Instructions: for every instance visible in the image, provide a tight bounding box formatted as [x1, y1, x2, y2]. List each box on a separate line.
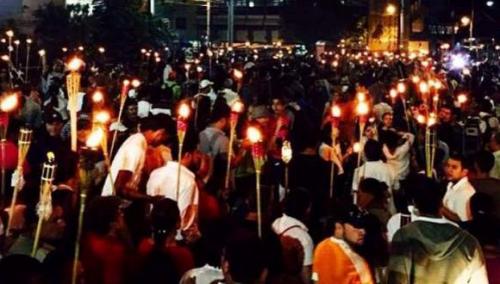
[138, 238, 195, 277]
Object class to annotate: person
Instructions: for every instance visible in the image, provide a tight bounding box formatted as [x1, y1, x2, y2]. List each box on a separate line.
[442, 154, 476, 223]
[272, 188, 313, 283]
[489, 131, 500, 179]
[357, 178, 390, 225]
[146, 145, 201, 242]
[193, 80, 215, 133]
[137, 198, 194, 283]
[382, 130, 414, 185]
[352, 139, 396, 213]
[102, 115, 167, 200]
[387, 175, 488, 284]
[470, 150, 500, 220]
[180, 230, 267, 284]
[312, 206, 374, 284]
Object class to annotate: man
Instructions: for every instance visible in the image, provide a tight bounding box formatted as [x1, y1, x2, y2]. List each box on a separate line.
[312, 206, 374, 284]
[470, 150, 500, 220]
[272, 189, 313, 283]
[352, 139, 396, 213]
[388, 175, 488, 284]
[489, 131, 500, 179]
[442, 154, 475, 222]
[193, 80, 215, 133]
[102, 115, 167, 200]
[146, 146, 201, 241]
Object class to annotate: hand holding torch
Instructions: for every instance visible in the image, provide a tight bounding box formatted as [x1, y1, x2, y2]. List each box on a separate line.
[281, 140, 292, 196]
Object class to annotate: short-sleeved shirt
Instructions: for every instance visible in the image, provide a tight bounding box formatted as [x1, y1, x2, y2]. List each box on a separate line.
[443, 177, 475, 222]
[272, 214, 314, 266]
[198, 127, 228, 158]
[102, 133, 147, 196]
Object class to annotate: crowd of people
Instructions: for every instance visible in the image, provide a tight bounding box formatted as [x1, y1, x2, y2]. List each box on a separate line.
[0, 40, 499, 284]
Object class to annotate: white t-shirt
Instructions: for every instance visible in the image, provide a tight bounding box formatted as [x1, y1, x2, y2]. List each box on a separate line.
[352, 160, 396, 192]
[180, 265, 224, 284]
[102, 133, 147, 196]
[272, 214, 314, 266]
[443, 177, 475, 222]
[383, 133, 414, 181]
[146, 161, 199, 231]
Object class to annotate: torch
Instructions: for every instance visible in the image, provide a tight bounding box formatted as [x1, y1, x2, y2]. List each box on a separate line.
[176, 103, 191, 200]
[233, 69, 243, 92]
[38, 49, 46, 74]
[94, 110, 115, 195]
[66, 57, 84, 152]
[25, 38, 32, 82]
[355, 97, 369, 169]
[247, 126, 265, 238]
[109, 79, 138, 156]
[225, 100, 244, 190]
[0, 92, 18, 199]
[281, 140, 292, 196]
[6, 30, 13, 61]
[72, 130, 101, 284]
[329, 104, 341, 199]
[32, 152, 56, 257]
[6, 128, 32, 236]
[397, 81, 411, 131]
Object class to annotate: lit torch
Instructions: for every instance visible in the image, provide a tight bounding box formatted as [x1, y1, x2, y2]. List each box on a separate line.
[6, 128, 32, 236]
[32, 152, 56, 257]
[176, 103, 191, 199]
[109, 79, 136, 156]
[247, 126, 265, 238]
[225, 100, 244, 190]
[281, 140, 292, 196]
[66, 57, 84, 152]
[329, 104, 341, 198]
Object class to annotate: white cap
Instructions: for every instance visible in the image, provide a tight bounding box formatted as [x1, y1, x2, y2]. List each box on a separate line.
[199, 79, 214, 89]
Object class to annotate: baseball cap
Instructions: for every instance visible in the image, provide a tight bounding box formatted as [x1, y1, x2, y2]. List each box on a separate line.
[199, 79, 214, 89]
[249, 105, 271, 120]
[43, 110, 63, 124]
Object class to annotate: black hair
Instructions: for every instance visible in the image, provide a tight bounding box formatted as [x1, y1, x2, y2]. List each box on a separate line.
[284, 188, 311, 221]
[359, 178, 388, 201]
[0, 255, 45, 284]
[408, 175, 443, 216]
[474, 150, 495, 173]
[209, 101, 230, 124]
[364, 139, 383, 161]
[140, 115, 168, 132]
[448, 153, 473, 170]
[151, 198, 180, 248]
[84, 196, 122, 235]
[224, 230, 266, 283]
[381, 130, 400, 151]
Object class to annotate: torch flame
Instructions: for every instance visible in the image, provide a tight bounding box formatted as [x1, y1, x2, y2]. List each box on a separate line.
[94, 111, 110, 124]
[67, 57, 84, 72]
[86, 128, 104, 148]
[231, 100, 244, 113]
[233, 69, 243, 80]
[389, 88, 398, 99]
[0, 93, 18, 112]
[417, 114, 426, 125]
[247, 126, 262, 144]
[353, 142, 361, 153]
[178, 103, 190, 119]
[38, 49, 46, 57]
[331, 105, 341, 118]
[131, 79, 141, 88]
[427, 113, 437, 127]
[397, 82, 406, 93]
[419, 81, 429, 93]
[281, 140, 292, 164]
[356, 92, 366, 102]
[356, 101, 369, 116]
[5, 30, 14, 38]
[92, 91, 104, 103]
[457, 94, 467, 104]
[411, 75, 420, 84]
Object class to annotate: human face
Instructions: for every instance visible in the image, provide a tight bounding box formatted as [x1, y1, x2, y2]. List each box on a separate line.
[445, 158, 468, 182]
[343, 223, 366, 246]
[439, 108, 452, 123]
[271, 99, 285, 116]
[126, 104, 138, 121]
[356, 190, 374, 209]
[382, 113, 393, 128]
[145, 129, 167, 147]
[45, 121, 63, 137]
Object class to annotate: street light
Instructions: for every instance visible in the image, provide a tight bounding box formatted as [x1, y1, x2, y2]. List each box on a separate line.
[486, 1, 494, 7]
[386, 4, 397, 15]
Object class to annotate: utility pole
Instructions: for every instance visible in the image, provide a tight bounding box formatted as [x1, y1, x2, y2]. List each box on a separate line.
[207, 0, 211, 45]
[227, 0, 235, 45]
[150, 0, 155, 15]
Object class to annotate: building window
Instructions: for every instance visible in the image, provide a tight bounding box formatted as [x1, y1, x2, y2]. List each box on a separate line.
[176, 17, 187, 30]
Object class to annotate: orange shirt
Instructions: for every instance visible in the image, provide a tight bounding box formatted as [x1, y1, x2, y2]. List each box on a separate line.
[312, 237, 374, 284]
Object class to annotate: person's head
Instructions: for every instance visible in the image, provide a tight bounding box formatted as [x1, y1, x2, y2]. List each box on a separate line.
[284, 188, 311, 221]
[490, 131, 500, 152]
[0, 255, 45, 284]
[407, 175, 443, 216]
[85, 196, 125, 236]
[140, 115, 168, 147]
[76, 116, 92, 144]
[382, 130, 401, 151]
[357, 178, 388, 209]
[476, 150, 495, 173]
[445, 154, 472, 182]
[364, 139, 383, 161]
[151, 198, 180, 246]
[44, 110, 64, 137]
[271, 97, 286, 116]
[250, 105, 272, 126]
[199, 79, 213, 94]
[330, 206, 367, 246]
[180, 142, 203, 174]
[209, 102, 230, 130]
[382, 112, 393, 128]
[439, 106, 453, 123]
[125, 99, 138, 122]
[222, 230, 267, 284]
